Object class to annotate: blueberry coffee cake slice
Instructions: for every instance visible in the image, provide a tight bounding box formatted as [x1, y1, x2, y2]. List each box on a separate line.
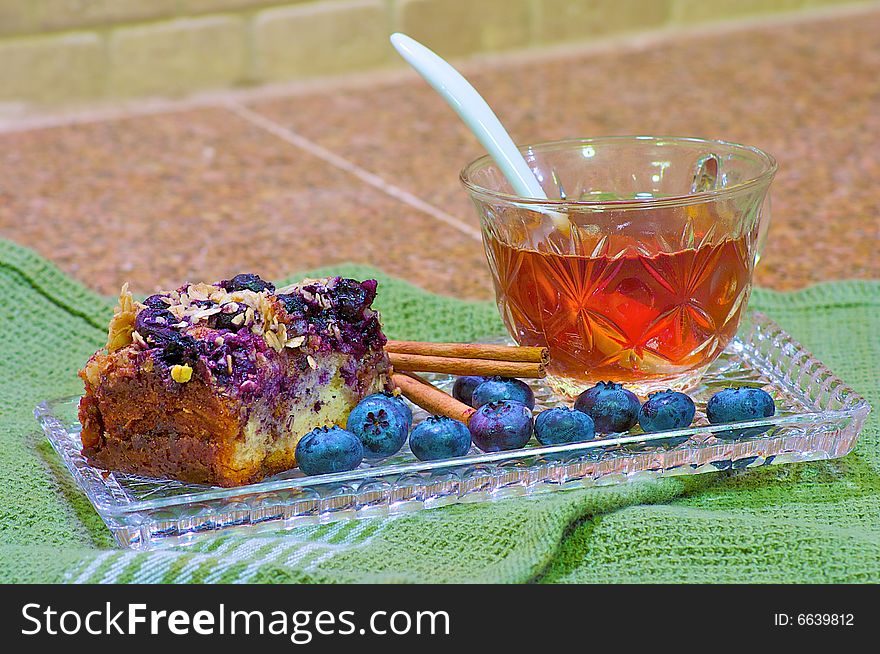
[78, 274, 392, 487]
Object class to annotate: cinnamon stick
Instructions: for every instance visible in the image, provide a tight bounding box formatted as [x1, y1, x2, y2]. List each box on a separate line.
[388, 352, 546, 378]
[386, 340, 549, 364]
[391, 372, 475, 425]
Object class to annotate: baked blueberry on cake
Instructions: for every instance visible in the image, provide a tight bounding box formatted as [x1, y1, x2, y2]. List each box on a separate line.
[78, 274, 392, 487]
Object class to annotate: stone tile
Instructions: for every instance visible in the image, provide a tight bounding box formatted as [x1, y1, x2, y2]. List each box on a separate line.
[0, 107, 492, 300]
[247, 10, 880, 289]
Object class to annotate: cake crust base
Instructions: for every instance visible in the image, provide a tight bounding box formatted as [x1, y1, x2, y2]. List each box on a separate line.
[80, 346, 390, 487]
[80, 351, 262, 486]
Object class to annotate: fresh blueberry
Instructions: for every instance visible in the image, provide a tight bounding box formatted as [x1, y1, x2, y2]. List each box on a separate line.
[295, 426, 364, 475]
[358, 392, 412, 432]
[382, 392, 413, 427]
[534, 407, 596, 446]
[223, 273, 275, 294]
[468, 400, 533, 452]
[384, 392, 413, 432]
[574, 381, 641, 433]
[471, 377, 535, 410]
[451, 375, 488, 406]
[707, 387, 776, 440]
[409, 416, 472, 461]
[638, 390, 696, 445]
[639, 390, 696, 432]
[346, 395, 409, 460]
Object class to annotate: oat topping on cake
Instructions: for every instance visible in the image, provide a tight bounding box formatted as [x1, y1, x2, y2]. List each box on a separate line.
[114, 273, 386, 396]
[106, 283, 137, 353]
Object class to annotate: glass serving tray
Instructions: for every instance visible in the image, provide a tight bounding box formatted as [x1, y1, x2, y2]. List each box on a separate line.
[36, 313, 870, 550]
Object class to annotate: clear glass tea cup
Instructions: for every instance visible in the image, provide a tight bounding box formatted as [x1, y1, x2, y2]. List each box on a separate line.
[460, 136, 776, 398]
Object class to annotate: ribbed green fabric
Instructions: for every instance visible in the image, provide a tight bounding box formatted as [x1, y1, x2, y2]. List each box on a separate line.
[0, 239, 877, 583]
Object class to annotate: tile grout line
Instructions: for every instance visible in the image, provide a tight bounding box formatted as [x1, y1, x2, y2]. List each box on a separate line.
[225, 102, 483, 242]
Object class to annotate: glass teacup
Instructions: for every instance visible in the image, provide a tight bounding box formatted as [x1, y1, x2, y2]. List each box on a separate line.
[461, 136, 776, 398]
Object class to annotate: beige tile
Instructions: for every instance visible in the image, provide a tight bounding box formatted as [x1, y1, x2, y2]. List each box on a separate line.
[252, 1, 390, 81]
[181, 0, 296, 14]
[395, 0, 533, 56]
[108, 16, 247, 97]
[671, 0, 805, 23]
[0, 0, 178, 36]
[536, 0, 672, 43]
[0, 32, 105, 103]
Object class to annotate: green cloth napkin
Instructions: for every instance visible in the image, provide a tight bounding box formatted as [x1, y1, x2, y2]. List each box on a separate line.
[1, 239, 877, 583]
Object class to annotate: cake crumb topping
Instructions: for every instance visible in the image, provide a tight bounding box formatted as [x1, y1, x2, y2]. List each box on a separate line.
[107, 283, 137, 353]
[121, 273, 385, 394]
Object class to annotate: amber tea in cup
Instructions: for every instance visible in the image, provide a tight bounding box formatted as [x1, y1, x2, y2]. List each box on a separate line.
[461, 137, 776, 398]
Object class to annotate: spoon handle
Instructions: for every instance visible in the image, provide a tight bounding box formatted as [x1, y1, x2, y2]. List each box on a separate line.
[390, 33, 548, 202]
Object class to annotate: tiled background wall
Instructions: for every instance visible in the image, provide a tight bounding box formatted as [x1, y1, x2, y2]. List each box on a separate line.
[0, 0, 872, 104]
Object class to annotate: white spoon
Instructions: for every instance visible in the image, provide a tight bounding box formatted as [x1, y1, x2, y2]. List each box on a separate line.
[390, 33, 570, 233]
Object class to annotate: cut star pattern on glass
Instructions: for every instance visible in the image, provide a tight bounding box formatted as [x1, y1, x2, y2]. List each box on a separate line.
[484, 223, 753, 388]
